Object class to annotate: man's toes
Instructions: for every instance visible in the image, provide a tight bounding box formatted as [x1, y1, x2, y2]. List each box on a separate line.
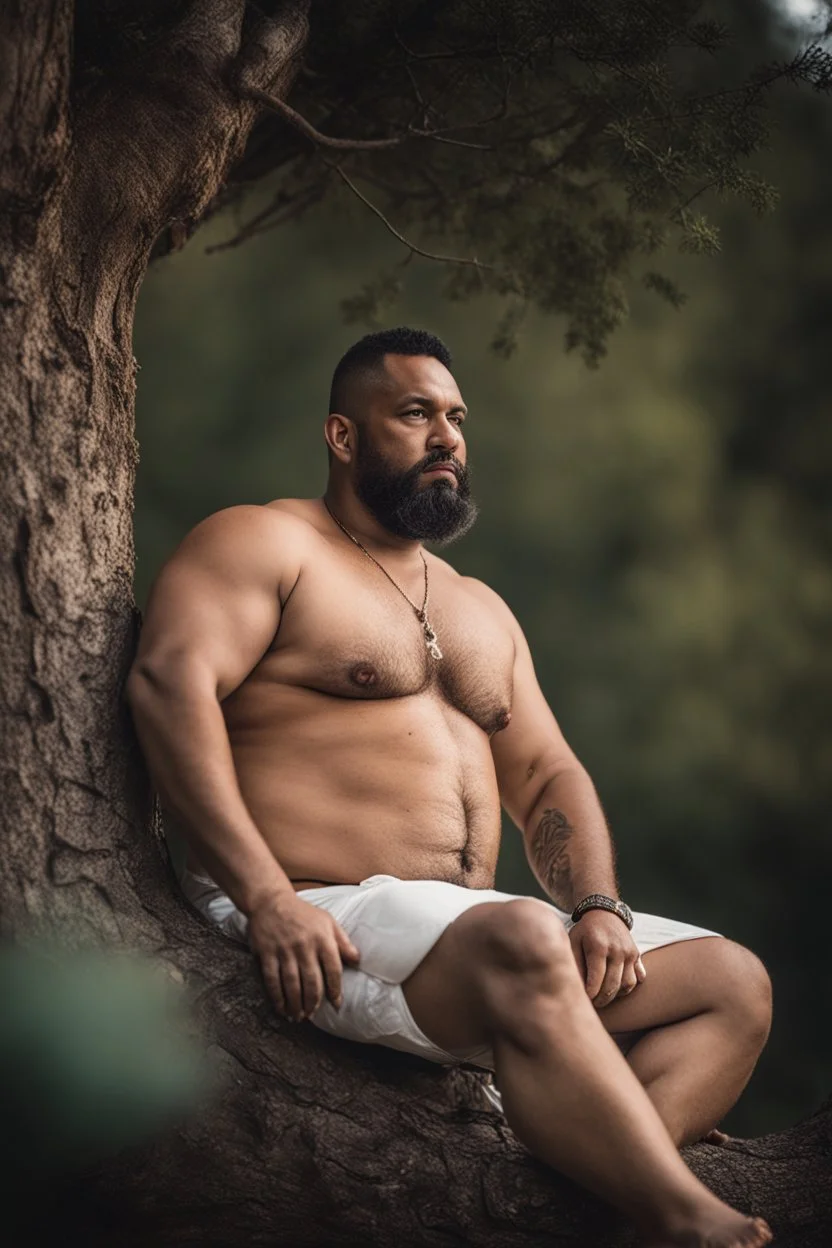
[745, 1216, 773, 1246]
[702, 1127, 731, 1146]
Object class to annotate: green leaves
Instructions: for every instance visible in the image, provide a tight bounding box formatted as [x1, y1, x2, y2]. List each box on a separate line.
[675, 210, 721, 256]
[641, 270, 687, 308]
[88, 0, 821, 365]
[0, 946, 209, 1178]
[246, 0, 831, 361]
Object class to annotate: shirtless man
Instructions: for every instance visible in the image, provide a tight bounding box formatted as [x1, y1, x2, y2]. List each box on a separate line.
[127, 327, 773, 1247]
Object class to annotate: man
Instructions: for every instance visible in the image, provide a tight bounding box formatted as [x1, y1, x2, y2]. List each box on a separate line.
[127, 328, 773, 1247]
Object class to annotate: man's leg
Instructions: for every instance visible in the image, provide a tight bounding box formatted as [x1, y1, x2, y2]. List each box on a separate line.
[403, 899, 771, 1248]
[595, 936, 772, 1147]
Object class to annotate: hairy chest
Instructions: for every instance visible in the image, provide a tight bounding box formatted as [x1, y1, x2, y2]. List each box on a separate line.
[266, 558, 515, 735]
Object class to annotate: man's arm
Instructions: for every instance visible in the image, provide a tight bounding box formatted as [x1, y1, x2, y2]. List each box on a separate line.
[522, 777, 618, 914]
[465, 578, 644, 1005]
[464, 579, 616, 908]
[126, 506, 359, 1020]
[127, 506, 295, 911]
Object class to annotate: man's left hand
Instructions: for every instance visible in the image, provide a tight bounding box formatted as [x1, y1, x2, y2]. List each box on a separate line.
[568, 910, 646, 1007]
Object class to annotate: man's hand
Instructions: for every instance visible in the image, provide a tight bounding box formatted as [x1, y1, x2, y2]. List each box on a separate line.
[568, 910, 646, 1007]
[247, 891, 360, 1021]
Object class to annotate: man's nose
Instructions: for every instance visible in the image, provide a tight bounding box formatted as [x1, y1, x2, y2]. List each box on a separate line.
[427, 415, 461, 451]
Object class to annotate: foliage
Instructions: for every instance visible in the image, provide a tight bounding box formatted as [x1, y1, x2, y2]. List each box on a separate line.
[0, 946, 208, 1178]
[176, 0, 832, 364]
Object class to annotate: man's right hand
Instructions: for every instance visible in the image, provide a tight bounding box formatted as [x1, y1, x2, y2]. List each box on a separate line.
[246, 890, 360, 1021]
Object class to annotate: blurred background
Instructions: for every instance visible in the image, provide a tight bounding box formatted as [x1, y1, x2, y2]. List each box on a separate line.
[133, 1, 831, 1138]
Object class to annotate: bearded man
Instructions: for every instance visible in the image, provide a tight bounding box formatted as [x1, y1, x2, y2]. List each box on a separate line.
[127, 327, 773, 1248]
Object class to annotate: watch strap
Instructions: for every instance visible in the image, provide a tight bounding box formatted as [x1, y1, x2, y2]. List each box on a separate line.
[571, 893, 634, 931]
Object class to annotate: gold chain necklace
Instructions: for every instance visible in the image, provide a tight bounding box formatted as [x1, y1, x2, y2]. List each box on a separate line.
[323, 499, 443, 660]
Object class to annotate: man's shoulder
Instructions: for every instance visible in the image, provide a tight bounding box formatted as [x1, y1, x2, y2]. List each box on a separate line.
[169, 502, 318, 591]
[188, 500, 319, 548]
[446, 569, 522, 635]
[458, 572, 508, 609]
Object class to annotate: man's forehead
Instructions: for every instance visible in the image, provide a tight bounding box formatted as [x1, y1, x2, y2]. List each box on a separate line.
[378, 352, 462, 402]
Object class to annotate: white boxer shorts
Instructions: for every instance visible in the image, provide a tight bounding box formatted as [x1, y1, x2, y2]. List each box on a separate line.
[179, 867, 721, 1082]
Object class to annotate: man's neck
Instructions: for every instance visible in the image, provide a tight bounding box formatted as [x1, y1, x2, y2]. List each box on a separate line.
[321, 488, 424, 560]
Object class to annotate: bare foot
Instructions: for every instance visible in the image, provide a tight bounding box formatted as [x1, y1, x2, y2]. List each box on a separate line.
[649, 1204, 772, 1247]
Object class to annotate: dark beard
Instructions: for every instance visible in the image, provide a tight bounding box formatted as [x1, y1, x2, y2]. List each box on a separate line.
[354, 438, 478, 545]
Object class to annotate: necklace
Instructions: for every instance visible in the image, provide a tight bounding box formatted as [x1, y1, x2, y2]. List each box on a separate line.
[323, 499, 443, 660]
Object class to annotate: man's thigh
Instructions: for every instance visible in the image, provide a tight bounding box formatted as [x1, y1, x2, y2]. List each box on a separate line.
[592, 936, 729, 1035]
[405, 918, 731, 1052]
[402, 901, 507, 1054]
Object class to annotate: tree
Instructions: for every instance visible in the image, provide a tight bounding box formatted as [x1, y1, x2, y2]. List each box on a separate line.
[2, 2, 832, 1241]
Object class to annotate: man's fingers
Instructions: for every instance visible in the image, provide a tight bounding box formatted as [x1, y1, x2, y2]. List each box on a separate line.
[635, 956, 647, 983]
[595, 957, 624, 1007]
[334, 923, 360, 965]
[320, 942, 345, 1009]
[298, 952, 325, 1019]
[617, 963, 639, 997]
[278, 952, 303, 1021]
[260, 953, 285, 1015]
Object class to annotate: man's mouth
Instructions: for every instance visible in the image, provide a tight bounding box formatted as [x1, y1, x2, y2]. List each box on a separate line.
[422, 463, 458, 480]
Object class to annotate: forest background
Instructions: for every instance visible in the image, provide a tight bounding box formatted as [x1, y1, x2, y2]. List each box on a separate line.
[132, 0, 832, 1139]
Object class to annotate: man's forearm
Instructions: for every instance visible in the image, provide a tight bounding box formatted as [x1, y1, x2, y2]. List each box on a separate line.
[127, 670, 292, 915]
[523, 765, 618, 911]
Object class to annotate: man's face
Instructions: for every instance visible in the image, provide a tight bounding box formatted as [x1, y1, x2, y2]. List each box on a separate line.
[353, 354, 478, 545]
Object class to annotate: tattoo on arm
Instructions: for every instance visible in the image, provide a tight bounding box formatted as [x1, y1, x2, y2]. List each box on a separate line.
[529, 808, 574, 907]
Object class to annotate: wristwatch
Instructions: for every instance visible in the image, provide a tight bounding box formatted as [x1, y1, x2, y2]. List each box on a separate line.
[571, 893, 634, 930]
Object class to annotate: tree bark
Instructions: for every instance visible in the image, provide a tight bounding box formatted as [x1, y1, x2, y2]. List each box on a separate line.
[37, 952, 832, 1246]
[1, 5, 830, 1245]
[0, 0, 309, 945]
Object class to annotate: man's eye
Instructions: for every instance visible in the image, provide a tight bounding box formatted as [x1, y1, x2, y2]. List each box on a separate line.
[403, 409, 425, 417]
[450, 415, 465, 425]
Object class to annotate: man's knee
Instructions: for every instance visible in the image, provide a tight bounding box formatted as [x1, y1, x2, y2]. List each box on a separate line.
[712, 940, 773, 1045]
[463, 898, 576, 1011]
[403, 899, 574, 1055]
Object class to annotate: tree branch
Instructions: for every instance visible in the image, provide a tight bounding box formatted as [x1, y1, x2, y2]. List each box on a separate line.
[231, 0, 310, 95]
[205, 177, 327, 253]
[240, 86, 403, 150]
[237, 86, 497, 153]
[331, 165, 493, 272]
[168, 0, 247, 69]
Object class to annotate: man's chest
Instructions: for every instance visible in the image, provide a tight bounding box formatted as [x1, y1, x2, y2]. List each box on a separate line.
[264, 558, 516, 734]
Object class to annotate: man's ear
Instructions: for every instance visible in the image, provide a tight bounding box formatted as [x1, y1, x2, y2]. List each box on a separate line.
[324, 413, 354, 464]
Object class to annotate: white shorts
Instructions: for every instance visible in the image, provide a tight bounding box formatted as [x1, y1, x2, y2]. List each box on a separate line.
[180, 867, 721, 1081]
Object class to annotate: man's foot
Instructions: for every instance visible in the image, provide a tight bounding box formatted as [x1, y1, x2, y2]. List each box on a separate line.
[648, 1204, 772, 1247]
[701, 1127, 732, 1146]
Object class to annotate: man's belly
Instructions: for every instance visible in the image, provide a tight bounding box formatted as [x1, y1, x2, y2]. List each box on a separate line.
[222, 685, 502, 890]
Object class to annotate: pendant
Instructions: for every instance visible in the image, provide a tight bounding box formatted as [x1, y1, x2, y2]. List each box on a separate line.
[423, 621, 443, 661]
[417, 609, 443, 660]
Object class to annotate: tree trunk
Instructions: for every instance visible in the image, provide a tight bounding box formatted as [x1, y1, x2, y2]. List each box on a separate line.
[0, 0, 309, 943]
[1, 5, 830, 1245]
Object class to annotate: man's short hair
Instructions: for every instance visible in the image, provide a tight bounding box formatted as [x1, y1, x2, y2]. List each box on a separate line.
[329, 327, 453, 419]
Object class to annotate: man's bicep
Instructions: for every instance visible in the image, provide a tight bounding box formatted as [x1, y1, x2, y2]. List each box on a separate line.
[491, 625, 579, 831]
[133, 507, 293, 699]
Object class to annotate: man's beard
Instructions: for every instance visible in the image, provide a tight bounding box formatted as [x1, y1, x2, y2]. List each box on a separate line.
[354, 437, 479, 545]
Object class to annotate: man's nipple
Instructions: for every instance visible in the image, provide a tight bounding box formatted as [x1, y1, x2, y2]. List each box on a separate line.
[494, 708, 512, 732]
[350, 663, 378, 686]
